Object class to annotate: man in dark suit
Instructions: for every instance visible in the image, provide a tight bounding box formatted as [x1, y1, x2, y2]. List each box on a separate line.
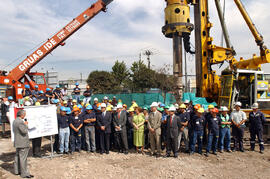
[113, 104, 128, 154]
[166, 106, 182, 158]
[13, 110, 34, 178]
[97, 103, 112, 154]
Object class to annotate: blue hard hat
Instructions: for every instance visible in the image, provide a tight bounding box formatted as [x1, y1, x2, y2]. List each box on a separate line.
[60, 106, 67, 111]
[53, 99, 59, 104]
[66, 107, 71, 114]
[46, 88, 51, 91]
[34, 85, 38, 88]
[25, 84, 30, 89]
[77, 104, 82, 109]
[39, 90, 44, 94]
[75, 82, 79, 86]
[56, 85, 60, 88]
[8, 96, 13, 100]
[86, 105, 93, 110]
[160, 103, 165, 107]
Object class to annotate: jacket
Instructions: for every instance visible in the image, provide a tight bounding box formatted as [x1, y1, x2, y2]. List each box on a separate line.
[97, 111, 112, 133]
[166, 115, 182, 138]
[13, 118, 30, 148]
[148, 111, 162, 135]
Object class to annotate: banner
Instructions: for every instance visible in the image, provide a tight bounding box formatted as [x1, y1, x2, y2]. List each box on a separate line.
[10, 105, 58, 141]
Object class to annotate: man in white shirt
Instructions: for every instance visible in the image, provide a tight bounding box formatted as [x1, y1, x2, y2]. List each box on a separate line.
[230, 102, 247, 152]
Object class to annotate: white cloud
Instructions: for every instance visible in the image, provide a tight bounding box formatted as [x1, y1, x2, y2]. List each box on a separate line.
[0, 0, 270, 79]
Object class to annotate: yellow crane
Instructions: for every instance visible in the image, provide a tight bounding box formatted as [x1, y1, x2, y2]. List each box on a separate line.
[162, 0, 270, 112]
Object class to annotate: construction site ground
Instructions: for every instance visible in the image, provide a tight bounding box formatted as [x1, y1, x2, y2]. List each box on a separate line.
[0, 124, 269, 179]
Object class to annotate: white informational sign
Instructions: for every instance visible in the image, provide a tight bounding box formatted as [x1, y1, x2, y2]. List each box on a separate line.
[10, 105, 58, 141]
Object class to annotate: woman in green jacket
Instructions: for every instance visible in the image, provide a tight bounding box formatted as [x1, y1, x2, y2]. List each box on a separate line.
[133, 107, 145, 154]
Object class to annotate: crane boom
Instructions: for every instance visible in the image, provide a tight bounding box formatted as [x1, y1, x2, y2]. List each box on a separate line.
[6, 0, 112, 83]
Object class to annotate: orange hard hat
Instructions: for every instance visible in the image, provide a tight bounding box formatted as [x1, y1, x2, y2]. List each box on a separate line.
[212, 108, 219, 113]
[97, 103, 101, 107]
[194, 104, 201, 110]
[73, 107, 80, 112]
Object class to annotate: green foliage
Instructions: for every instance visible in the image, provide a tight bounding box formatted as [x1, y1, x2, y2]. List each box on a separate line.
[87, 60, 176, 94]
[86, 70, 118, 94]
[111, 60, 130, 87]
[130, 60, 156, 92]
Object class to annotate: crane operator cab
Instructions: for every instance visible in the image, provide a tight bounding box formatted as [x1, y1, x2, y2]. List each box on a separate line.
[219, 70, 270, 110]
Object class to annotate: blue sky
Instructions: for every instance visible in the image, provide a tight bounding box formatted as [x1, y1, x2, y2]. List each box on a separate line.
[0, 0, 270, 80]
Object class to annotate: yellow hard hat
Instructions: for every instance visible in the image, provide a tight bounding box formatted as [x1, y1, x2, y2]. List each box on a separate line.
[128, 107, 134, 112]
[35, 102, 40, 106]
[63, 101, 67, 104]
[25, 96, 30, 100]
[106, 106, 112, 111]
[208, 104, 214, 109]
[73, 105, 78, 109]
[179, 104, 186, 109]
[198, 107, 205, 113]
[85, 103, 90, 107]
[72, 99, 77, 103]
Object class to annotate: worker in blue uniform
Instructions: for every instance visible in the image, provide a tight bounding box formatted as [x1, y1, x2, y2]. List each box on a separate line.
[205, 108, 221, 157]
[249, 103, 266, 154]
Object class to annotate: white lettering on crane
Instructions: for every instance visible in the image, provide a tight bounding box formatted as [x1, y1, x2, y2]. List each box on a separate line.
[23, 61, 31, 68]
[19, 65, 26, 71]
[18, 37, 56, 72]
[66, 19, 80, 33]
[57, 30, 66, 40]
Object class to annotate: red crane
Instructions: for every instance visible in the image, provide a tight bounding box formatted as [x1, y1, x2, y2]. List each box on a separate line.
[0, 0, 113, 100]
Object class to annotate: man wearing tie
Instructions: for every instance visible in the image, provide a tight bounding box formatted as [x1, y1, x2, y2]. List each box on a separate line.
[13, 110, 34, 178]
[97, 103, 112, 154]
[148, 102, 162, 157]
[166, 106, 182, 158]
[113, 104, 128, 154]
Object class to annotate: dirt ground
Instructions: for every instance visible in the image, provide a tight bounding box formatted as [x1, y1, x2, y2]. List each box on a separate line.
[0, 126, 270, 179]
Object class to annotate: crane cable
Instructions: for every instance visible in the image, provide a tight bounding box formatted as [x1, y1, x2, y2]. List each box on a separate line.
[220, 0, 226, 46]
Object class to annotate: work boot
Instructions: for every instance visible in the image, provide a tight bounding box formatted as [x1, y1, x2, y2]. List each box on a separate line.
[205, 152, 209, 157]
[213, 151, 217, 155]
[259, 150, 264, 154]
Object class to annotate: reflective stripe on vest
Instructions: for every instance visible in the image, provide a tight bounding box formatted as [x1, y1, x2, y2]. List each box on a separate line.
[221, 114, 230, 128]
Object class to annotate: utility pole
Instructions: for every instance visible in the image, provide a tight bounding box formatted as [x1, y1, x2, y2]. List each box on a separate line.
[143, 50, 153, 69]
[184, 49, 188, 92]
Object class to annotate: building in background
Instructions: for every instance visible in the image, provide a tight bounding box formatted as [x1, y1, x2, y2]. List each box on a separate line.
[59, 79, 87, 95]
[44, 71, 59, 89]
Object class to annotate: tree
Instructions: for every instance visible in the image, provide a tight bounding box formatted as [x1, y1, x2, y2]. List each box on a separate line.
[111, 60, 130, 88]
[130, 60, 156, 92]
[153, 64, 176, 100]
[86, 71, 118, 94]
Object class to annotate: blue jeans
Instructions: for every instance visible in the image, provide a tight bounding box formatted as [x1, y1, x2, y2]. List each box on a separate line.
[74, 95, 80, 104]
[59, 127, 70, 153]
[207, 131, 219, 153]
[71, 129, 82, 152]
[220, 128, 231, 150]
[191, 130, 203, 153]
[85, 126, 96, 152]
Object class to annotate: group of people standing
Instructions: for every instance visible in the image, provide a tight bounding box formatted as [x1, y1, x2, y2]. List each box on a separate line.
[54, 97, 266, 158]
[11, 93, 267, 178]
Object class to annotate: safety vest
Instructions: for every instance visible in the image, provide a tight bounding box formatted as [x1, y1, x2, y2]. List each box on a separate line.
[220, 114, 230, 128]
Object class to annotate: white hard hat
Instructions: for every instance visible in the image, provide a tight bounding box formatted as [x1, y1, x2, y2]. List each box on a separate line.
[116, 104, 123, 109]
[150, 102, 158, 107]
[220, 106, 229, 112]
[100, 103, 106, 108]
[174, 104, 179, 109]
[184, 100, 190, 104]
[24, 101, 31, 106]
[168, 106, 176, 112]
[251, 103, 259, 109]
[104, 96, 108, 100]
[94, 98, 98, 101]
[235, 102, 242, 107]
